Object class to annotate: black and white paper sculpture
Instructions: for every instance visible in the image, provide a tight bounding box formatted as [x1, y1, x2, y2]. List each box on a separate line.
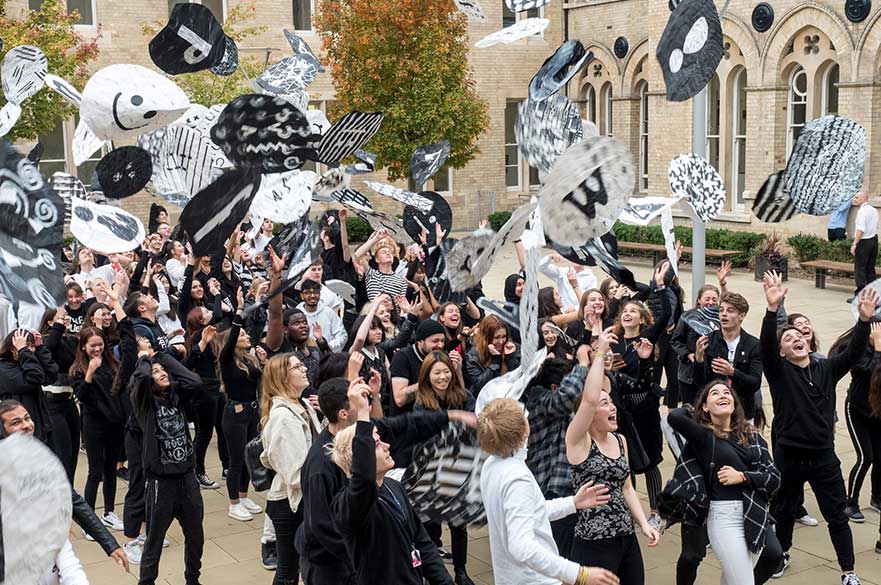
[550, 231, 619, 266]
[668, 153, 726, 222]
[43, 73, 82, 107]
[656, 0, 724, 102]
[179, 169, 261, 257]
[1, 45, 48, 105]
[475, 18, 550, 48]
[529, 41, 592, 102]
[515, 94, 583, 174]
[356, 207, 410, 243]
[0, 434, 73, 585]
[80, 64, 190, 142]
[95, 146, 153, 200]
[783, 114, 866, 216]
[850, 277, 881, 321]
[681, 305, 720, 336]
[331, 188, 373, 212]
[70, 197, 145, 253]
[365, 181, 433, 212]
[254, 30, 324, 94]
[210, 94, 318, 173]
[618, 196, 681, 226]
[50, 171, 87, 225]
[209, 35, 239, 76]
[403, 191, 453, 245]
[453, 0, 487, 20]
[0, 103, 20, 138]
[582, 234, 638, 290]
[249, 170, 313, 224]
[343, 149, 377, 175]
[505, 0, 552, 11]
[410, 140, 451, 187]
[315, 111, 384, 166]
[72, 119, 108, 166]
[149, 2, 227, 75]
[752, 171, 798, 223]
[284, 29, 323, 67]
[539, 137, 633, 245]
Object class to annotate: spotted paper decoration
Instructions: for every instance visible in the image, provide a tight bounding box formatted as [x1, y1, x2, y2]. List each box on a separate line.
[667, 153, 726, 222]
[515, 94, 583, 174]
[656, 0, 724, 102]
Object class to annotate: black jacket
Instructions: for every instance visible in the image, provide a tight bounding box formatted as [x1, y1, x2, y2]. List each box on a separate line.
[693, 329, 762, 419]
[0, 347, 58, 442]
[44, 323, 77, 387]
[73, 489, 119, 555]
[670, 314, 701, 386]
[464, 345, 520, 396]
[332, 421, 451, 585]
[72, 362, 127, 426]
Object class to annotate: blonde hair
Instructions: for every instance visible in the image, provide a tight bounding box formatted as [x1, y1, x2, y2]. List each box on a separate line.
[371, 236, 399, 259]
[330, 424, 358, 477]
[259, 353, 299, 429]
[477, 398, 528, 458]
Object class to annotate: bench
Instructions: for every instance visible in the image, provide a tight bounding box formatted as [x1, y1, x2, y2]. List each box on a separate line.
[617, 241, 741, 266]
[800, 259, 855, 289]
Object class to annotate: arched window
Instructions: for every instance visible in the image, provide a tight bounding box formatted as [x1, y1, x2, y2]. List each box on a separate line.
[787, 65, 808, 156]
[822, 63, 839, 115]
[585, 85, 597, 124]
[601, 82, 613, 137]
[706, 74, 721, 171]
[638, 81, 649, 191]
[731, 69, 747, 208]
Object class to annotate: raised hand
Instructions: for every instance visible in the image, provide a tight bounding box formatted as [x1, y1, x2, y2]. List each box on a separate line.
[762, 270, 788, 310]
[858, 287, 880, 321]
[435, 221, 447, 243]
[596, 326, 618, 354]
[267, 246, 286, 277]
[312, 321, 324, 341]
[208, 278, 221, 297]
[202, 325, 217, 345]
[338, 208, 348, 222]
[635, 338, 654, 360]
[11, 329, 28, 351]
[347, 351, 365, 380]
[870, 322, 881, 348]
[653, 260, 670, 287]
[503, 341, 516, 355]
[716, 259, 732, 286]
[694, 335, 709, 363]
[367, 368, 382, 397]
[87, 355, 102, 373]
[449, 349, 463, 371]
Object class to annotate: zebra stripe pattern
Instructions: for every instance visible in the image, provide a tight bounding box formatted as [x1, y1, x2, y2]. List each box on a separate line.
[1, 45, 48, 105]
[752, 170, 798, 223]
[316, 111, 383, 166]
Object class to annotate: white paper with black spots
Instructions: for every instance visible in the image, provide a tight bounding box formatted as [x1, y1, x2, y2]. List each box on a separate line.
[0, 433, 73, 585]
[515, 94, 583, 174]
[656, 0, 723, 102]
[403, 191, 453, 245]
[539, 136, 633, 245]
[138, 124, 230, 201]
[475, 17, 550, 48]
[752, 170, 798, 223]
[783, 114, 866, 216]
[80, 64, 190, 142]
[520, 198, 546, 251]
[0, 103, 21, 137]
[661, 206, 678, 276]
[249, 170, 312, 223]
[343, 149, 377, 175]
[43, 73, 82, 107]
[186, 103, 226, 136]
[313, 167, 350, 199]
[667, 153, 725, 223]
[1, 45, 48, 106]
[453, 0, 487, 21]
[316, 111, 384, 166]
[518, 245, 541, 368]
[529, 41, 592, 102]
[410, 140, 451, 187]
[72, 119, 109, 167]
[306, 109, 331, 136]
[70, 197, 145, 253]
[365, 180, 433, 212]
[618, 195, 681, 226]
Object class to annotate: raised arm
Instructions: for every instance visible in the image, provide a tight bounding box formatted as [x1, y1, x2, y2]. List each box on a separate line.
[760, 271, 788, 383]
[333, 382, 377, 532]
[353, 229, 386, 268]
[829, 288, 878, 381]
[338, 208, 352, 263]
[566, 327, 616, 465]
[265, 246, 286, 353]
[351, 299, 381, 353]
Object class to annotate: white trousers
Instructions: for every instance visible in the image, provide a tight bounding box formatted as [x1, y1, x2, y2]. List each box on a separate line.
[707, 500, 760, 585]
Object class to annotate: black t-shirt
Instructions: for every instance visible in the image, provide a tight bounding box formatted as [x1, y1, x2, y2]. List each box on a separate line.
[388, 345, 424, 416]
[321, 246, 356, 284]
[66, 298, 96, 335]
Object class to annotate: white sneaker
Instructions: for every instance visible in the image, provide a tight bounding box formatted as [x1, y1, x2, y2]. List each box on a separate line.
[842, 573, 861, 585]
[83, 530, 95, 542]
[229, 502, 253, 522]
[101, 511, 124, 531]
[123, 540, 142, 565]
[137, 533, 170, 548]
[796, 513, 819, 526]
[241, 497, 263, 514]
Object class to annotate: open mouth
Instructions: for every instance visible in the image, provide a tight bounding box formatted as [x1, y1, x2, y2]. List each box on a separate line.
[717, 399, 730, 408]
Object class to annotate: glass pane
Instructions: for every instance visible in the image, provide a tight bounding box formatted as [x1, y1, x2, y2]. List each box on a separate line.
[793, 103, 806, 125]
[737, 72, 747, 134]
[505, 166, 519, 188]
[67, 0, 93, 24]
[40, 119, 66, 161]
[525, 7, 539, 18]
[202, 0, 223, 22]
[794, 69, 807, 95]
[505, 146, 519, 187]
[792, 126, 803, 146]
[529, 165, 540, 186]
[504, 102, 517, 144]
[708, 137, 720, 171]
[736, 138, 746, 203]
[433, 168, 450, 192]
[708, 75, 720, 135]
[825, 65, 839, 115]
[502, 2, 516, 27]
[294, 0, 312, 30]
[28, 0, 43, 10]
[587, 86, 596, 123]
[78, 159, 100, 188]
[41, 161, 67, 179]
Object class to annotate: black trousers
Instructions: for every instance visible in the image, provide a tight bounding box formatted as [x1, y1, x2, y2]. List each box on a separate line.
[124, 430, 146, 540]
[845, 399, 881, 505]
[571, 533, 644, 585]
[192, 386, 229, 475]
[267, 499, 304, 585]
[47, 393, 80, 484]
[82, 411, 125, 515]
[676, 522, 783, 585]
[139, 473, 204, 585]
[425, 520, 468, 570]
[854, 236, 878, 295]
[772, 445, 854, 572]
[300, 557, 356, 585]
[828, 227, 847, 242]
[221, 401, 259, 500]
[547, 490, 576, 559]
[653, 332, 680, 407]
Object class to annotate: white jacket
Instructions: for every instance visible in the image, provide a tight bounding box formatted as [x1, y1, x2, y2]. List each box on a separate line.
[260, 395, 323, 510]
[39, 540, 89, 585]
[480, 449, 580, 585]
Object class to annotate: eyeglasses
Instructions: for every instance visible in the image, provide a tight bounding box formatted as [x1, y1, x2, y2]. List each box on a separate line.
[289, 362, 307, 372]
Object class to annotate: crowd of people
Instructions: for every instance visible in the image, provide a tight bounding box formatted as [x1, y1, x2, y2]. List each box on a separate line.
[2, 202, 881, 585]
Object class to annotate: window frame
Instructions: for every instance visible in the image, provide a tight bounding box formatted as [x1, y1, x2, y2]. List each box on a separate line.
[786, 65, 808, 157]
[638, 81, 649, 192]
[821, 62, 839, 116]
[29, 0, 97, 28]
[730, 68, 747, 211]
[601, 82, 613, 137]
[432, 167, 453, 194]
[504, 100, 522, 191]
[502, 2, 544, 36]
[705, 74, 721, 173]
[293, 0, 315, 32]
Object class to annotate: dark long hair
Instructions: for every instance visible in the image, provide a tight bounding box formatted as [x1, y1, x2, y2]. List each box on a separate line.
[416, 351, 468, 410]
[787, 313, 820, 353]
[0, 329, 35, 361]
[693, 380, 754, 445]
[69, 326, 119, 378]
[185, 307, 208, 355]
[537, 287, 561, 320]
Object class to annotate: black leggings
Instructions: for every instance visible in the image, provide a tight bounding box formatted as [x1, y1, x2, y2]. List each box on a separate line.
[266, 499, 304, 585]
[193, 386, 229, 475]
[221, 401, 258, 500]
[47, 394, 80, 484]
[424, 521, 468, 570]
[845, 398, 881, 506]
[124, 430, 146, 540]
[653, 332, 680, 407]
[82, 411, 124, 515]
[632, 466, 663, 510]
[571, 533, 644, 585]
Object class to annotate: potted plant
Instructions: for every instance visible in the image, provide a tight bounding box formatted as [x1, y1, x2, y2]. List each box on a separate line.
[754, 232, 788, 281]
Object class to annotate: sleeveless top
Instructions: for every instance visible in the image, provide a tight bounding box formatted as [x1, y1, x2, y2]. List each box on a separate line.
[571, 433, 634, 540]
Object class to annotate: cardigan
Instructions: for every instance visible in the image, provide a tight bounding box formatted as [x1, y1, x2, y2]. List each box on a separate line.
[261, 395, 323, 510]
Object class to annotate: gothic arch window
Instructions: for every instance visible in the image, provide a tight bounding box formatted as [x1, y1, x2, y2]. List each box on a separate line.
[706, 73, 721, 172]
[601, 82, 613, 137]
[638, 80, 649, 191]
[787, 65, 808, 155]
[822, 62, 839, 115]
[731, 68, 747, 208]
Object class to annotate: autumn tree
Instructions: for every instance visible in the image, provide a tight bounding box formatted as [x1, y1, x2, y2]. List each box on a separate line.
[141, 1, 267, 107]
[0, 0, 100, 141]
[315, 0, 489, 182]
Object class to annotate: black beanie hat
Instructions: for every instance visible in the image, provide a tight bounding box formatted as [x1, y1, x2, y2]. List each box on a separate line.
[415, 319, 446, 341]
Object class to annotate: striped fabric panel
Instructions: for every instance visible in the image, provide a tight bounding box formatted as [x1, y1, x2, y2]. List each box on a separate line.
[752, 170, 797, 223]
[315, 111, 383, 165]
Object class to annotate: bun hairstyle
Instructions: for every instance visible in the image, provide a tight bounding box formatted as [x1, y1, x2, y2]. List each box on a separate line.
[477, 398, 528, 458]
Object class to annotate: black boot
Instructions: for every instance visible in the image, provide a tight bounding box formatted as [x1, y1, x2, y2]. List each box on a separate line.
[454, 567, 475, 585]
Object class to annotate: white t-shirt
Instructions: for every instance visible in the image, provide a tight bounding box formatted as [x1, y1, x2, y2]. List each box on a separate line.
[725, 335, 741, 362]
[856, 202, 879, 239]
[71, 264, 116, 290]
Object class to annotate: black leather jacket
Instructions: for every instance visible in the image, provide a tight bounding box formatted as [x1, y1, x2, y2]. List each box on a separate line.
[73, 488, 120, 555]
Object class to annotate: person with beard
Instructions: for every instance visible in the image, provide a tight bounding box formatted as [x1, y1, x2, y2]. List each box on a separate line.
[298, 279, 347, 353]
[390, 319, 447, 415]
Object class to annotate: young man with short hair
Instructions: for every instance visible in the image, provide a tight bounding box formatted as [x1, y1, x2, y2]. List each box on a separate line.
[297, 279, 348, 352]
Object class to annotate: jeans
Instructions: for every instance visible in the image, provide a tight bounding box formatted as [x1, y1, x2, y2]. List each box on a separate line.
[124, 430, 146, 540]
[192, 386, 228, 475]
[222, 401, 259, 500]
[707, 501, 759, 585]
[46, 392, 80, 484]
[82, 411, 124, 515]
[676, 522, 782, 585]
[854, 236, 878, 295]
[570, 533, 644, 585]
[139, 474, 204, 585]
[845, 398, 881, 506]
[266, 499, 304, 585]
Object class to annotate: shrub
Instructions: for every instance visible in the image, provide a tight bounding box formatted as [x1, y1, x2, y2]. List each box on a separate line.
[611, 223, 766, 266]
[488, 211, 512, 232]
[346, 216, 373, 242]
[787, 233, 863, 264]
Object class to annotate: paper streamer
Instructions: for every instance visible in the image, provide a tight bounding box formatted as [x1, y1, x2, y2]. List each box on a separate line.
[660, 207, 678, 276]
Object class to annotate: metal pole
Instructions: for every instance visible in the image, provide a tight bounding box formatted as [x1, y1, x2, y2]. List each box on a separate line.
[691, 88, 708, 302]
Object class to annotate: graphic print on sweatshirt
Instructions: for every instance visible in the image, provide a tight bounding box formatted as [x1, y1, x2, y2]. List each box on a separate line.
[155, 403, 192, 465]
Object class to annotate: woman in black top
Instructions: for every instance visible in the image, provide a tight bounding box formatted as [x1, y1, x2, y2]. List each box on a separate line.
[84, 302, 120, 348]
[0, 328, 58, 443]
[538, 318, 575, 360]
[464, 315, 520, 396]
[216, 288, 264, 521]
[71, 326, 127, 531]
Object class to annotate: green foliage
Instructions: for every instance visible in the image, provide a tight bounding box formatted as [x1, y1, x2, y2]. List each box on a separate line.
[488, 211, 512, 232]
[787, 233, 863, 264]
[0, 0, 100, 140]
[315, 0, 489, 182]
[141, 2, 266, 106]
[346, 215, 372, 242]
[612, 223, 767, 266]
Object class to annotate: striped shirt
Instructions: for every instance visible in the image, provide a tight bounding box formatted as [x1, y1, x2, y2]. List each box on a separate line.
[364, 267, 408, 301]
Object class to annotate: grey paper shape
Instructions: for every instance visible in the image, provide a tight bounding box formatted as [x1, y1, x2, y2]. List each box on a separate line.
[656, 0, 724, 102]
[505, 0, 552, 12]
[209, 35, 239, 76]
[313, 167, 349, 198]
[0, 103, 21, 138]
[283, 30, 323, 67]
[139, 124, 229, 200]
[316, 111, 384, 166]
[539, 136, 633, 246]
[342, 149, 377, 175]
[410, 140, 451, 187]
[668, 153, 726, 222]
[356, 208, 410, 243]
[529, 41, 592, 102]
[1, 45, 48, 105]
[365, 181, 433, 212]
[249, 170, 312, 223]
[584, 234, 637, 290]
[95, 146, 153, 200]
[850, 277, 881, 320]
[445, 228, 494, 292]
[255, 55, 322, 95]
[149, 2, 226, 75]
[475, 18, 550, 48]
[752, 170, 798, 223]
[403, 191, 453, 245]
[618, 196, 680, 226]
[453, 0, 487, 20]
[515, 94, 583, 174]
[331, 188, 373, 212]
[43, 73, 81, 106]
[325, 279, 356, 305]
[550, 230, 619, 266]
[70, 197, 145, 253]
[783, 114, 866, 216]
[681, 305, 721, 337]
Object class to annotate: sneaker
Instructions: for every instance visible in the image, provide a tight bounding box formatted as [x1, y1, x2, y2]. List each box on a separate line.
[196, 473, 219, 490]
[647, 512, 663, 534]
[136, 533, 170, 548]
[228, 502, 253, 522]
[870, 496, 881, 512]
[796, 513, 819, 526]
[261, 541, 278, 571]
[454, 568, 475, 585]
[845, 505, 865, 523]
[116, 466, 129, 482]
[842, 573, 861, 585]
[101, 511, 124, 531]
[83, 530, 95, 542]
[772, 552, 790, 578]
[123, 540, 142, 565]
[437, 547, 453, 563]
[241, 497, 263, 514]
[875, 540, 881, 554]
[221, 468, 229, 480]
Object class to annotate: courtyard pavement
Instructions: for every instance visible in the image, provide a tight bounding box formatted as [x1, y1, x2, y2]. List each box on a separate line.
[74, 244, 881, 584]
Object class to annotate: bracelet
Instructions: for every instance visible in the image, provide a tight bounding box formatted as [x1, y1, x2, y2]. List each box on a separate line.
[575, 566, 589, 585]
[594, 351, 606, 360]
